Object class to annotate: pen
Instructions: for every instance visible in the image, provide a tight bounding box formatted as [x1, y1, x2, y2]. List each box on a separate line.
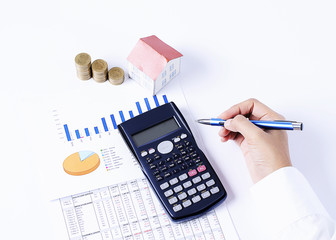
[196, 118, 303, 131]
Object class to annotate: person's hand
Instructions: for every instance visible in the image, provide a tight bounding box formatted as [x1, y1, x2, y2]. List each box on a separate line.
[218, 98, 292, 183]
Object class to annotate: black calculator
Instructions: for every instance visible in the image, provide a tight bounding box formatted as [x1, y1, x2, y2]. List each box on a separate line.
[118, 102, 227, 221]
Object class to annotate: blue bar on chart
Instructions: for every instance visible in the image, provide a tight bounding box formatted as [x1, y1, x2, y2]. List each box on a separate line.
[75, 130, 81, 139]
[153, 95, 160, 107]
[84, 128, 90, 137]
[163, 95, 168, 104]
[136, 101, 142, 114]
[119, 111, 125, 122]
[63, 124, 71, 141]
[94, 126, 99, 134]
[110, 114, 117, 129]
[144, 98, 151, 110]
[129, 110, 134, 118]
[101, 117, 108, 132]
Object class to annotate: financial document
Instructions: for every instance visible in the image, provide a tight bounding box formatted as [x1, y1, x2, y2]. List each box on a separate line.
[25, 80, 239, 239]
[59, 178, 225, 240]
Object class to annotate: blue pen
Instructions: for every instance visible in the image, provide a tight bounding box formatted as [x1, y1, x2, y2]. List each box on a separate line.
[197, 118, 303, 131]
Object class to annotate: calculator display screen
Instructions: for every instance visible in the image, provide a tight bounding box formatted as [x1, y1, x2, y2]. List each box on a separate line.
[132, 118, 180, 147]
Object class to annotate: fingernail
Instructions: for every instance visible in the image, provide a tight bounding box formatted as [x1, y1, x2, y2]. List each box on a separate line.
[224, 119, 232, 129]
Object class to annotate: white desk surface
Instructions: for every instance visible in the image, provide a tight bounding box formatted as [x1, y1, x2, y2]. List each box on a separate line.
[1, 1, 336, 239]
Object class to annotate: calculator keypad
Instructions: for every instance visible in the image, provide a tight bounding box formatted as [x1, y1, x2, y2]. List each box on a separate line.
[142, 133, 222, 213]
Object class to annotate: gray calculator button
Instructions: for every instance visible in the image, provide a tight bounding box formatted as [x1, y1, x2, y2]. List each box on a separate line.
[178, 192, 187, 200]
[169, 177, 178, 185]
[192, 195, 201, 203]
[157, 140, 174, 154]
[174, 185, 183, 193]
[169, 196, 178, 204]
[192, 176, 201, 184]
[187, 188, 197, 195]
[179, 173, 188, 181]
[206, 179, 215, 187]
[164, 189, 173, 197]
[201, 191, 211, 199]
[160, 182, 169, 190]
[182, 200, 192, 208]
[210, 187, 220, 194]
[201, 172, 211, 180]
[183, 180, 192, 189]
[173, 204, 182, 212]
[196, 184, 206, 192]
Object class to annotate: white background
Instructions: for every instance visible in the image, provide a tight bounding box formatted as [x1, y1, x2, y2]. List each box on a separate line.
[1, 0, 336, 239]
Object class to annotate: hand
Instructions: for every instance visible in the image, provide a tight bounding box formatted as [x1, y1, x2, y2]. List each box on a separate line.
[218, 98, 292, 183]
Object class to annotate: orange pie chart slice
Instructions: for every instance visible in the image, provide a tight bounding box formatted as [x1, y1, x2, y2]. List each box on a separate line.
[63, 151, 100, 176]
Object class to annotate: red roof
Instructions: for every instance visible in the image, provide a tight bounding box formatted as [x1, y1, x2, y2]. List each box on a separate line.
[127, 35, 183, 80]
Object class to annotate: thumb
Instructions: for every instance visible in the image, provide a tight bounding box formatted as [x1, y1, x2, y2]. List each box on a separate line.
[224, 115, 264, 140]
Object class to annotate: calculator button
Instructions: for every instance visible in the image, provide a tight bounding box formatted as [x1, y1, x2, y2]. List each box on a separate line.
[197, 184, 206, 192]
[164, 189, 174, 197]
[210, 187, 220, 194]
[183, 181, 192, 189]
[169, 177, 178, 185]
[146, 158, 153, 164]
[160, 165, 167, 172]
[157, 140, 174, 154]
[188, 169, 197, 177]
[206, 179, 215, 187]
[164, 172, 172, 178]
[141, 151, 148, 157]
[178, 192, 187, 200]
[154, 155, 161, 160]
[166, 157, 173, 162]
[168, 163, 175, 168]
[201, 191, 211, 199]
[181, 133, 187, 139]
[148, 148, 155, 154]
[192, 176, 201, 184]
[174, 137, 181, 143]
[182, 200, 192, 208]
[160, 182, 169, 190]
[201, 172, 211, 180]
[179, 173, 188, 181]
[158, 161, 165, 166]
[174, 185, 183, 193]
[173, 204, 182, 212]
[169, 197, 178, 204]
[173, 169, 180, 174]
[156, 175, 163, 181]
[192, 195, 201, 203]
[197, 165, 206, 173]
[153, 170, 160, 176]
[149, 164, 156, 170]
[187, 188, 197, 196]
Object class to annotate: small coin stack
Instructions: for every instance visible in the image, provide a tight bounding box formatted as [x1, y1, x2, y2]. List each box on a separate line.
[108, 67, 125, 85]
[75, 53, 92, 80]
[92, 59, 108, 83]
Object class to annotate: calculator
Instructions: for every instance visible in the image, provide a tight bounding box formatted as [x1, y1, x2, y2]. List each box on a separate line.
[118, 102, 227, 221]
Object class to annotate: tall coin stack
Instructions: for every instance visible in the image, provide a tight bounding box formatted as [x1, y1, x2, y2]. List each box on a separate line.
[108, 67, 125, 85]
[92, 59, 108, 83]
[75, 53, 92, 80]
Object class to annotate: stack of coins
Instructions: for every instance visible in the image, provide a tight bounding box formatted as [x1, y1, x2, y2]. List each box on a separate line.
[108, 67, 125, 85]
[75, 53, 92, 80]
[91, 59, 108, 83]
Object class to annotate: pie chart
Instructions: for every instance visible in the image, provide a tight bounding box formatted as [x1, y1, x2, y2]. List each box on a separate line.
[63, 151, 100, 176]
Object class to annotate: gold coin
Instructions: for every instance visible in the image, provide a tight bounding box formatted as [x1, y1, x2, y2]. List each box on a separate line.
[75, 53, 91, 67]
[108, 67, 125, 85]
[92, 59, 108, 72]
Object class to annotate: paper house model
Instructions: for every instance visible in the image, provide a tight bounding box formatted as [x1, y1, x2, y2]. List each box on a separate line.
[127, 35, 183, 95]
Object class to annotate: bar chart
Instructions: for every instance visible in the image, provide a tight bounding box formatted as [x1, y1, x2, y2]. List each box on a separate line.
[60, 95, 169, 144]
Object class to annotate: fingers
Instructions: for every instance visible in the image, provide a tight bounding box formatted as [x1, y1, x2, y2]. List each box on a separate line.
[224, 115, 265, 141]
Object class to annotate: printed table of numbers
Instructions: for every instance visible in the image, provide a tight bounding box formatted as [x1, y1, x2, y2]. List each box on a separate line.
[60, 178, 225, 240]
